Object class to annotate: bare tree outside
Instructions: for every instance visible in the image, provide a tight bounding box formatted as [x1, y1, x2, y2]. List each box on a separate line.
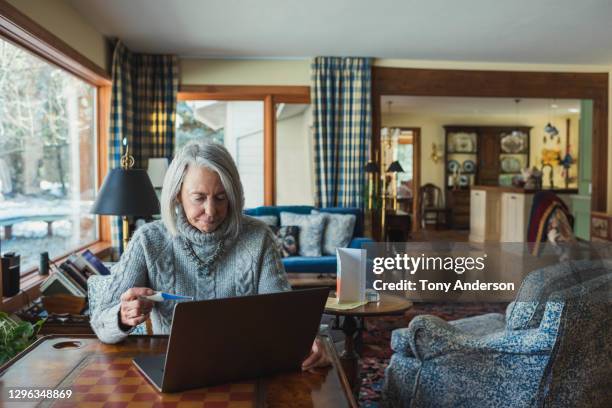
[0, 38, 97, 272]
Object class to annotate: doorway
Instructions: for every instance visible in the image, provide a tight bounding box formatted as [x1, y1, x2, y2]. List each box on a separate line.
[379, 126, 421, 235]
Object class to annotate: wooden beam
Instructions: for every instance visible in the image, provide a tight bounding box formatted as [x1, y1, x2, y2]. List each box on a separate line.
[264, 95, 276, 205]
[179, 85, 310, 103]
[0, 0, 111, 86]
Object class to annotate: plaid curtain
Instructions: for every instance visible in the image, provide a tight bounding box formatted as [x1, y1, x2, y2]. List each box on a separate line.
[108, 41, 179, 252]
[311, 57, 371, 208]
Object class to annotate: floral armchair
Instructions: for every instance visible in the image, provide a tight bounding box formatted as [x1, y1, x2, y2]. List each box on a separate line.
[382, 260, 612, 408]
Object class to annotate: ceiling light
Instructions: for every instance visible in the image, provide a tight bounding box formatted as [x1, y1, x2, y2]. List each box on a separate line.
[568, 108, 580, 113]
[551, 104, 559, 109]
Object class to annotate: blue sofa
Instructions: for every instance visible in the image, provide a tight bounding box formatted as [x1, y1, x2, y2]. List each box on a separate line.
[243, 205, 374, 274]
[382, 259, 612, 407]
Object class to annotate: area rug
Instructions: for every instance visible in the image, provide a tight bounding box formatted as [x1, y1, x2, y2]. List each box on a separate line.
[355, 302, 508, 407]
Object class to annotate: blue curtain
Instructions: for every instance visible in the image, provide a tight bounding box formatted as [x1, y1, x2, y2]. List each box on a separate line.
[311, 57, 371, 208]
[108, 41, 179, 252]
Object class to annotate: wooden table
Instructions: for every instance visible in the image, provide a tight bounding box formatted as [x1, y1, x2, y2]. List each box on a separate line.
[0, 334, 357, 408]
[287, 273, 337, 289]
[324, 294, 413, 393]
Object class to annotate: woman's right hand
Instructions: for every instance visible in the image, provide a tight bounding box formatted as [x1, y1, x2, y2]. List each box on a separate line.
[119, 287, 155, 328]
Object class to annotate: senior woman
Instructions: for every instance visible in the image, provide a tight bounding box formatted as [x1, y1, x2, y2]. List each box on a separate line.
[89, 141, 329, 370]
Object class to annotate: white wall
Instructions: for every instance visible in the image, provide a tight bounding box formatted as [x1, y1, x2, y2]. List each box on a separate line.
[276, 106, 315, 205]
[181, 58, 311, 86]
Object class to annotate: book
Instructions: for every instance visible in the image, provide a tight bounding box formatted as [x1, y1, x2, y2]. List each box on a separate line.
[40, 268, 86, 298]
[55, 266, 87, 297]
[60, 260, 88, 291]
[68, 254, 97, 279]
[81, 250, 111, 276]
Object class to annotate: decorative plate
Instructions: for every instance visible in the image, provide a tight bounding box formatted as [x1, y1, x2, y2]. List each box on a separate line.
[448, 132, 476, 153]
[500, 156, 522, 173]
[462, 160, 476, 173]
[501, 132, 527, 153]
[459, 175, 470, 186]
[447, 160, 460, 173]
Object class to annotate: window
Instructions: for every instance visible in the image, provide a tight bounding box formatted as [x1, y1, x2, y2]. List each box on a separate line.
[176, 100, 265, 208]
[177, 86, 311, 208]
[0, 37, 98, 273]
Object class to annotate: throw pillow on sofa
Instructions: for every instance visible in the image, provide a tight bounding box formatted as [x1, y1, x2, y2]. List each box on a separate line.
[312, 210, 356, 255]
[270, 226, 300, 257]
[280, 212, 325, 257]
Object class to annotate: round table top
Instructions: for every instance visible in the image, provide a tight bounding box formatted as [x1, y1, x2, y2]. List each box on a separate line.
[324, 294, 413, 317]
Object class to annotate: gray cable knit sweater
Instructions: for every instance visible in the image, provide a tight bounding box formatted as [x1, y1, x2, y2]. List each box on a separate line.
[88, 210, 291, 344]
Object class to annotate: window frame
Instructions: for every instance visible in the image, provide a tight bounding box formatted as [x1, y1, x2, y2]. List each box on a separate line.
[0, 1, 112, 311]
[178, 85, 310, 205]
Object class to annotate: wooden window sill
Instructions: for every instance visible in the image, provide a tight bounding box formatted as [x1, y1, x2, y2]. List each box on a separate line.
[1, 240, 112, 313]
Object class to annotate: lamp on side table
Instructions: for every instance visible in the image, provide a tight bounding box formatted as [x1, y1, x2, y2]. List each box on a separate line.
[91, 141, 160, 252]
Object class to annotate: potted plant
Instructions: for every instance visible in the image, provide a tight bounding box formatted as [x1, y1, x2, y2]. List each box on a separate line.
[0, 312, 45, 365]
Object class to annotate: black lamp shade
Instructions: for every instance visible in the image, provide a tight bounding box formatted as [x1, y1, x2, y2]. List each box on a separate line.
[365, 161, 378, 173]
[386, 161, 404, 173]
[91, 168, 160, 216]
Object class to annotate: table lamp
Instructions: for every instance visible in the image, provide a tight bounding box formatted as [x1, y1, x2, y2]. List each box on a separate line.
[92, 140, 160, 251]
[387, 161, 404, 211]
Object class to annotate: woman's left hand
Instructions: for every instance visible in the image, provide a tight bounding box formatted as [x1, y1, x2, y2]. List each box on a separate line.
[302, 337, 332, 371]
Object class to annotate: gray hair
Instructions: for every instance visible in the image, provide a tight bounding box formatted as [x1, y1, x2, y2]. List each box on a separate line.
[160, 141, 244, 239]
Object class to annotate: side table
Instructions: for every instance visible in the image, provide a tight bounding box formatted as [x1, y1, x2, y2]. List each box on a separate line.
[324, 294, 413, 394]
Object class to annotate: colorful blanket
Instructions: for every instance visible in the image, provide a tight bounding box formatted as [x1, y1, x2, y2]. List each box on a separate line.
[527, 191, 575, 255]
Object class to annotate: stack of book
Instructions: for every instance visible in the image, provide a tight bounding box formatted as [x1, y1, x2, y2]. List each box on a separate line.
[40, 250, 111, 298]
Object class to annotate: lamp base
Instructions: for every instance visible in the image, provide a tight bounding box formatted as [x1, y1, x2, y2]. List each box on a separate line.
[122, 216, 130, 252]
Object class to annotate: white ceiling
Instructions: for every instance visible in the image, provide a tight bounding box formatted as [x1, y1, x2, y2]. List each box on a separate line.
[380, 96, 581, 117]
[68, 0, 612, 64]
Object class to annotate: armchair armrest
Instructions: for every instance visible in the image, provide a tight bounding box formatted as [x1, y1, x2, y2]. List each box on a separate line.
[349, 237, 375, 249]
[391, 314, 559, 361]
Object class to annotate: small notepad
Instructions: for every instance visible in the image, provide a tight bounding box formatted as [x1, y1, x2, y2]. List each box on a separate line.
[336, 248, 366, 303]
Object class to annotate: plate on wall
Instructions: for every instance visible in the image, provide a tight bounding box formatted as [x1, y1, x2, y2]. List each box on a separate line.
[447, 160, 460, 173]
[462, 160, 476, 173]
[501, 132, 527, 153]
[500, 156, 523, 173]
[448, 132, 476, 153]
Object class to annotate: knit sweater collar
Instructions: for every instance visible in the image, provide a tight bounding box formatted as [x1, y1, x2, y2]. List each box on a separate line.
[176, 206, 226, 247]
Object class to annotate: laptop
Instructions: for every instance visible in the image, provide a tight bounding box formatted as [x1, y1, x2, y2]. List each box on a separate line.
[132, 287, 329, 393]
